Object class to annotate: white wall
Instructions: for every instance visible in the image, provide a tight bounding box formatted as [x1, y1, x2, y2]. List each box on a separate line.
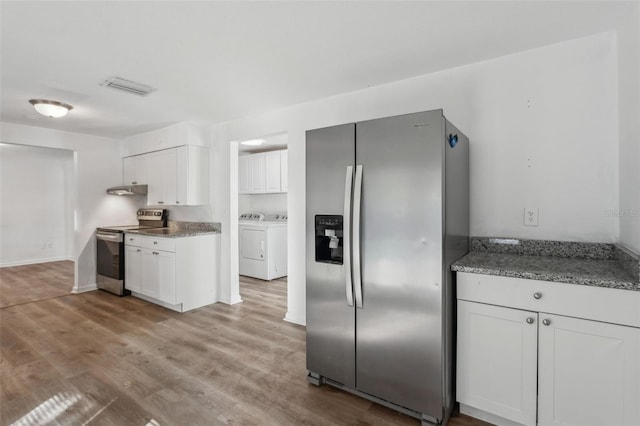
[0, 144, 74, 266]
[0, 123, 140, 292]
[617, 4, 640, 253]
[239, 193, 287, 214]
[210, 32, 620, 325]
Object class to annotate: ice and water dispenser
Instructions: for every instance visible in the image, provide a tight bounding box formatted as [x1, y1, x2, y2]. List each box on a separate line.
[315, 215, 344, 264]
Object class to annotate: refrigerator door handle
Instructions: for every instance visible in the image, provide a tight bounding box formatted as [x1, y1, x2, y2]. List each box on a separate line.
[353, 164, 363, 309]
[343, 166, 354, 307]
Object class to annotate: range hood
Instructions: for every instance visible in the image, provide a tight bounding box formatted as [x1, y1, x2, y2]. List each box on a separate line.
[106, 184, 148, 196]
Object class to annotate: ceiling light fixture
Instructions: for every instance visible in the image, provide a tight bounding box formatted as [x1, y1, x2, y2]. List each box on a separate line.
[241, 139, 264, 146]
[29, 99, 73, 118]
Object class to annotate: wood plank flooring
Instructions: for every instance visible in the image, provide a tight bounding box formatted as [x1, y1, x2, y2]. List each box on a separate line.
[1, 265, 489, 426]
[0, 260, 74, 308]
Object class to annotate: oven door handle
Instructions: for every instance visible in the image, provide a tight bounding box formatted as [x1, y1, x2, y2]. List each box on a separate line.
[96, 232, 123, 242]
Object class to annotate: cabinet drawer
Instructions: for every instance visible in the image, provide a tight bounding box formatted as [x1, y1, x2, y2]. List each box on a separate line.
[124, 234, 175, 252]
[141, 236, 175, 252]
[125, 234, 143, 247]
[457, 273, 640, 328]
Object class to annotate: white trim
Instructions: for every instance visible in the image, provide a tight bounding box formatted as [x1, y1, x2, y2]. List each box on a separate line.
[131, 292, 184, 312]
[0, 256, 72, 268]
[460, 403, 525, 426]
[72, 283, 98, 294]
[284, 311, 306, 326]
[220, 295, 243, 305]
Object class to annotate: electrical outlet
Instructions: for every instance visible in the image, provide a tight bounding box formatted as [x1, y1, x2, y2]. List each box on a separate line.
[524, 207, 539, 227]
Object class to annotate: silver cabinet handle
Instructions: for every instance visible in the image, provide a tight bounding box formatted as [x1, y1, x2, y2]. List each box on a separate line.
[129, 238, 134, 241]
[153, 241, 158, 245]
[136, 249, 141, 252]
[526, 317, 535, 324]
[343, 166, 354, 307]
[153, 251, 159, 255]
[132, 181, 137, 184]
[158, 201, 164, 204]
[353, 164, 363, 309]
[542, 318, 551, 326]
[533, 292, 542, 299]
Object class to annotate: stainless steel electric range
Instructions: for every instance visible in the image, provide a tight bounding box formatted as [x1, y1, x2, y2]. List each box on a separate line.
[96, 209, 167, 295]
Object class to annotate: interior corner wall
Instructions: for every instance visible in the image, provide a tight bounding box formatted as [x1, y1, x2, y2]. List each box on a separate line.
[211, 32, 620, 326]
[0, 144, 74, 266]
[0, 122, 140, 292]
[617, 4, 640, 253]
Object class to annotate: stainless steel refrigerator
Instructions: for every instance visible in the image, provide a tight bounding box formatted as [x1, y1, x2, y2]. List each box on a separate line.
[305, 109, 469, 425]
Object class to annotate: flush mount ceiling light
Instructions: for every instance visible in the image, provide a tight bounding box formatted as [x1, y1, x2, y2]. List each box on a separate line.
[28, 99, 73, 118]
[241, 139, 264, 146]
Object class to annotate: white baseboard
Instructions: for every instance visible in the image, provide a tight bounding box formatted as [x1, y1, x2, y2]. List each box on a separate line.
[0, 256, 72, 268]
[131, 292, 183, 312]
[284, 311, 306, 326]
[72, 283, 98, 294]
[219, 294, 243, 305]
[459, 403, 525, 426]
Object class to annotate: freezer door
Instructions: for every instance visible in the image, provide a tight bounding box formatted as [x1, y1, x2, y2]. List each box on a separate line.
[306, 123, 356, 388]
[355, 110, 444, 416]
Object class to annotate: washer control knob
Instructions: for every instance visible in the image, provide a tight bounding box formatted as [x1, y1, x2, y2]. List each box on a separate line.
[533, 292, 542, 300]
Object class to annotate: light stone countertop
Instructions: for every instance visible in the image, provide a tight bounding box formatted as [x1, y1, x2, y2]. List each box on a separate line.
[452, 237, 640, 292]
[126, 220, 221, 238]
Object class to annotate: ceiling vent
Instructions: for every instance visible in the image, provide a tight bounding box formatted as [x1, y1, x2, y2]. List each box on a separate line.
[100, 76, 155, 96]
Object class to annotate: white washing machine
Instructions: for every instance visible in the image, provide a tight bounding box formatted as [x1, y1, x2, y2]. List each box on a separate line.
[239, 213, 287, 280]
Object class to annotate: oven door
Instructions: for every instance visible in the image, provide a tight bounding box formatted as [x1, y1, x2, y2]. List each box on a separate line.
[96, 232, 125, 294]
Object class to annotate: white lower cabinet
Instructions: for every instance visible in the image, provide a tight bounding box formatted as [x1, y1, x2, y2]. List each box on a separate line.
[138, 248, 175, 304]
[457, 273, 640, 426]
[125, 233, 219, 312]
[538, 314, 640, 426]
[124, 245, 142, 292]
[457, 301, 538, 426]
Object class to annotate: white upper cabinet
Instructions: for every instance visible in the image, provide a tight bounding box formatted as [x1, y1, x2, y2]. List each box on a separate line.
[146, 148, 178, 206]
[249, 154, 266, 193]
[123, 154, 149, 186]
[123, 145, 209, 206]
[264, 151, 281, 193]
[176, 145, 209, 205]
[123, 122, 206, 156]
[239, 149, 288, 195]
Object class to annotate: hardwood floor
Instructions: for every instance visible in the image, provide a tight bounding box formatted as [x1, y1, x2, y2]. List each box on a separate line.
[1, 266, 489, 425]
[0, 260, 74, 308]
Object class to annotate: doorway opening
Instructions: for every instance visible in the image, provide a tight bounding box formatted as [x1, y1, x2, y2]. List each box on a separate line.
[0, 143, 76, 307]
[230, 133, 289, 317]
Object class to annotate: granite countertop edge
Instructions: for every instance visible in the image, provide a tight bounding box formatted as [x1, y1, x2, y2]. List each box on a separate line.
[452, 237, 640, 292]
[451, 263, 640, 291]
[124, 220, 222, 238]
[125, 228, 221, 238]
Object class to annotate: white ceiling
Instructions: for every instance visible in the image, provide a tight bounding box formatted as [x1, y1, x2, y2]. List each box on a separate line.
[0, 1, 635, 139]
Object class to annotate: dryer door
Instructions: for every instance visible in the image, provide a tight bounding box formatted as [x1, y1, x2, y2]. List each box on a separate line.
[240, 228, 265, 261]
